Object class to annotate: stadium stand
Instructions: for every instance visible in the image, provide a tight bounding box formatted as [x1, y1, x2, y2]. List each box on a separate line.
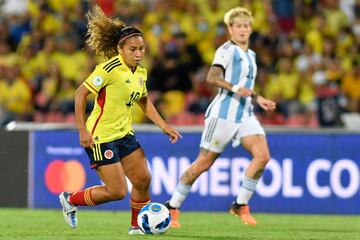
[0, 0, 359, 128]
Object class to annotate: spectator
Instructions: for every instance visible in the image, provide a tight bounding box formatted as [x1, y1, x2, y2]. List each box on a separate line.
[342, 60, 360, 112]
[0, 65, 33, 126]
[0, 0, 358, 128]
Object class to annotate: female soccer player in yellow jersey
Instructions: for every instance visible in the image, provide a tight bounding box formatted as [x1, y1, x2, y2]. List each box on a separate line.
[58, 6, 182, 235]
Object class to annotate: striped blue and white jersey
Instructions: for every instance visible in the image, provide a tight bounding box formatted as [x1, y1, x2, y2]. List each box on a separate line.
[205, 41, 257, 123]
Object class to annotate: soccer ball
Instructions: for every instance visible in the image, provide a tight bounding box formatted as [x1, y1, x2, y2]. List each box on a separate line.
[137, 202, 171, 234]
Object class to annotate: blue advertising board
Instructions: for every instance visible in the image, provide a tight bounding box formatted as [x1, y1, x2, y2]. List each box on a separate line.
[30, 130, 360, 214]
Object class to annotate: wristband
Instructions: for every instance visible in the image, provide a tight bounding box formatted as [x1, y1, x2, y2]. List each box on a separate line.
[231, 85, 240, 93]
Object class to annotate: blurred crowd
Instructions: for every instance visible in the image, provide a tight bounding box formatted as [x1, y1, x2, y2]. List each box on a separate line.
[0, 0, 359, 128]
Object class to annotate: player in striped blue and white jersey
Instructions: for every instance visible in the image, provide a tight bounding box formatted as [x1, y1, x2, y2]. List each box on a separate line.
[205, 40, 257, 122]
[166, 7, 276, 228]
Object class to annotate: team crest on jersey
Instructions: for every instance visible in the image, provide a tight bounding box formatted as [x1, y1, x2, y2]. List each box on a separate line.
[93, 76, 103, 86]
[104, 150, 114, 159]
[139, 77, 143, 86]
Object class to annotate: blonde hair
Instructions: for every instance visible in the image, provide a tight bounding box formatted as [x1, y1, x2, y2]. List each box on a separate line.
[86, 6, 126, 60]
[223, 7, 253, 26]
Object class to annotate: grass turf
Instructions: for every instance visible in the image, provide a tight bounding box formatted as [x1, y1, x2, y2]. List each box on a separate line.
[0, 208, 359, 240]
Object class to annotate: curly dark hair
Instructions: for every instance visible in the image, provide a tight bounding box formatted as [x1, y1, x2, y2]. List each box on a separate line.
[86, 6, 126, 60]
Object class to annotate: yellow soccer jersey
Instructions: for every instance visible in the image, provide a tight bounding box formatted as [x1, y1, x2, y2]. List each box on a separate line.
[83, 55, 148, 143]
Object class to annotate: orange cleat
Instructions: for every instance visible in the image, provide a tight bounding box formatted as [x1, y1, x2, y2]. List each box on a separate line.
[229, 202, 257, 226]
[169, 208, 181, 228]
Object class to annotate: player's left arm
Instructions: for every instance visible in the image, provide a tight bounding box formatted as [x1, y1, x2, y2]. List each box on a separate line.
[252, 92, 276, 111]
[137, 96, 182, 143]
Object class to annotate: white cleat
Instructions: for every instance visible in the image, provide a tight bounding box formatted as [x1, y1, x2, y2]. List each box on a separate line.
[59, 192, 78, 228]
[128, 227, 144, 235]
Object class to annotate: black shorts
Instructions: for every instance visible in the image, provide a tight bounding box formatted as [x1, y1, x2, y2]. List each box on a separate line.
[85, 134, 141, 169]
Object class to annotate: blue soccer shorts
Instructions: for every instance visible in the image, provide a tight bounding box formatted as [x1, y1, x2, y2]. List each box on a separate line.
[84, 134, 141, 169]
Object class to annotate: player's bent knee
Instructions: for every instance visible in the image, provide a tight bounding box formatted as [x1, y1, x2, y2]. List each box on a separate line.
[132, 173, 151, 190]
[108, 189, 128, 200]
[255, 153, 270, 166]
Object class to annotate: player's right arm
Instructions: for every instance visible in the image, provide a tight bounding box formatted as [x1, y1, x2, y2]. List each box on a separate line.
[208, 48, 252, 97]
[207, 65, 252, 97]
[76, 66, 108, 148]
[75, 84, 94, 148]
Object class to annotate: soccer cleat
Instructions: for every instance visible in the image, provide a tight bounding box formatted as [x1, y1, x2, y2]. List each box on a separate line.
[164, 200, 181, 228]
[128, 227, 144, 235]
[59, 192, 78, 228]
[229, 202, 257, 226]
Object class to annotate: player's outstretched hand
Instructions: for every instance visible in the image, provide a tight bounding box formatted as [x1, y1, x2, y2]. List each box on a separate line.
[79, 129, 94, 148]
[257, 96, 276, 111]
[162, 125, 182, 144]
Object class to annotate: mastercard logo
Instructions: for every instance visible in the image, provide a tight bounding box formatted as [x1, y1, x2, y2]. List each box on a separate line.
[45, 159, 86, 194]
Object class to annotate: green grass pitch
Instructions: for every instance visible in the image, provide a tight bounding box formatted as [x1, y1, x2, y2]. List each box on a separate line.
[0, 208, 359, 240]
